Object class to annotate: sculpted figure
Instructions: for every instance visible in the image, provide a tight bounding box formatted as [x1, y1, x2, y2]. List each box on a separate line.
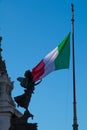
[14, 70, 42, 109]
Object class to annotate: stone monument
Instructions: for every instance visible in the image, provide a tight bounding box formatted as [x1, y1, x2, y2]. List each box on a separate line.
[0, 36, 23, 130]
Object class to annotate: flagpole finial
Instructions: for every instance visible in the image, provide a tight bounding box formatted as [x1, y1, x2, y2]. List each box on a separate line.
[71, 3, 74, 11]
[71, 3, 74, 22]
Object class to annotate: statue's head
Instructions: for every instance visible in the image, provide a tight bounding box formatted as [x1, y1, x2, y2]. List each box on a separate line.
[24, 70, 33, 80]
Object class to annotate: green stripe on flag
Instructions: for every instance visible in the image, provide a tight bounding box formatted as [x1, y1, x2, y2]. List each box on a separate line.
[55, 33, 70, 70]
[58, 33, 70, 52]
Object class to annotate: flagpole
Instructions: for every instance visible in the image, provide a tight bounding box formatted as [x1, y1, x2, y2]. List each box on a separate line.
[71, 3, 78, 130]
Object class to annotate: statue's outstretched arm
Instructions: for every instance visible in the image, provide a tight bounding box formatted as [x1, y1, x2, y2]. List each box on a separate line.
[35, 79, 42, 86]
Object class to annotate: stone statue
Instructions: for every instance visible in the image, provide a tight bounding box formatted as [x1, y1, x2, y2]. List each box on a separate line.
[14, 70, 42, 109]
[13, 70, 41, 130]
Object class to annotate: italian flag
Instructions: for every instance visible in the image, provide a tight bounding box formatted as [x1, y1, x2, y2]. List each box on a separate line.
[32, 33, 70, 81]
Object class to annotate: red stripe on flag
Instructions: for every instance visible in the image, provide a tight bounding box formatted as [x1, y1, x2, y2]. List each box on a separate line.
[32, 60, 45, 81]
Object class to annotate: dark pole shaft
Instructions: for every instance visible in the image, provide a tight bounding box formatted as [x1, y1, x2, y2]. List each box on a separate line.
[71, 4, 78, 130]
[0, 36, 2, 56]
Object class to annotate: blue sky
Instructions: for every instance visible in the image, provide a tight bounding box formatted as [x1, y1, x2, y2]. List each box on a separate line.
[0, 0, 87, 130]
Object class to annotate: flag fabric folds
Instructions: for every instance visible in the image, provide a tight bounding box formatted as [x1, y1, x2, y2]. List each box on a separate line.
[32, 33, 70, 82]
